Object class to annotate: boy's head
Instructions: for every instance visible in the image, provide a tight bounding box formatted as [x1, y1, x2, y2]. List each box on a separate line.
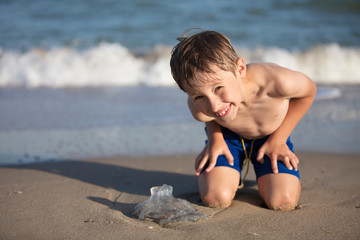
[170, 30, 239, 92]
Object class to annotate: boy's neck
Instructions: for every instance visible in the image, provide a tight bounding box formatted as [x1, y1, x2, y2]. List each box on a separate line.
[240, 75, 260, 105]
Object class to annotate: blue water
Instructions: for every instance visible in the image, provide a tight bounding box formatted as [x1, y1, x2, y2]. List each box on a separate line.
[1, 0, 360, 51]
[0, 0, 360, 164]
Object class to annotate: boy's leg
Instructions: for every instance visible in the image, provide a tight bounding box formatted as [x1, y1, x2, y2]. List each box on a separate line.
[198, 166, 240, 208]
[252, 136, 301, 210]
[257, 173, 301, 211]
[198, 127, 246, 208]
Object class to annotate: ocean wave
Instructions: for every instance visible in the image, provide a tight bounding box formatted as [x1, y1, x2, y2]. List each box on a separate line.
[0, 43, 359, 88]
[236, 44, 360, 85]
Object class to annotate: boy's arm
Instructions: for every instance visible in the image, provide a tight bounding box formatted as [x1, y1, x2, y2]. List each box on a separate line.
[187, 97, 233, 175]
[194, 121, 234, 176]
[257, 65, 317, 173]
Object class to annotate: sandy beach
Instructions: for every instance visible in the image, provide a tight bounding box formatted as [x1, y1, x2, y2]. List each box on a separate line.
[1, 152, 359, 240]
[1, 0, 360, 239]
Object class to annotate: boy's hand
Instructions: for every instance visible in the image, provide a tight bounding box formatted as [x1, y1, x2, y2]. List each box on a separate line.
[257, 138, 299, 174]
[194, 137, 234, 176]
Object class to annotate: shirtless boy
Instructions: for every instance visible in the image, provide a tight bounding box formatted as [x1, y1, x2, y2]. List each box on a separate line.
[170, 30, 317, 210]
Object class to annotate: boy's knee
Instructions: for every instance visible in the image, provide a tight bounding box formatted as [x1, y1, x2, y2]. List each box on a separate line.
[258, 174, 301, 211]
[201, 188, 235, 208]
[266, 192, 299, 211]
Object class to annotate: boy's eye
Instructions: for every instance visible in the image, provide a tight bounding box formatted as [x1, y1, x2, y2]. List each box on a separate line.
[194, 96, 203, 101]
[215, 86, 222, 91]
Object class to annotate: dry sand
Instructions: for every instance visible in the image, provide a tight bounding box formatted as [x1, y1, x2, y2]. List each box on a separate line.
[1, 152, 359, 240]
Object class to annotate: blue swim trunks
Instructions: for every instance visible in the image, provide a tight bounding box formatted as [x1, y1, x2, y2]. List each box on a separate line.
[203, 127, 300, 180]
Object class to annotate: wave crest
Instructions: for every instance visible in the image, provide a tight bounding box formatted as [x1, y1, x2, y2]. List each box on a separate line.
[237, 44, 360, 84]
[0, 43, 359, 88]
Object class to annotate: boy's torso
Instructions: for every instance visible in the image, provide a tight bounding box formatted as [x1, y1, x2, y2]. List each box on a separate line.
[215, 63, 290, 139]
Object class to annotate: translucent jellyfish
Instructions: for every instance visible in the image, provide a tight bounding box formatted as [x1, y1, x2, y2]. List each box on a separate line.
[132, 184, 207, 226]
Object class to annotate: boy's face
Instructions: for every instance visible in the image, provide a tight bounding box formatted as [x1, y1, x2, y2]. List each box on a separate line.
[185, 63, 243, 123]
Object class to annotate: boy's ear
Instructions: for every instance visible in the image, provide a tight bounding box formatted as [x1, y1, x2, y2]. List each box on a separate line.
[236, 58, 246, 77]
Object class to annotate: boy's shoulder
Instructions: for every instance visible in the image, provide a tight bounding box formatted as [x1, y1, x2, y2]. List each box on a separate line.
[247, 62, 280, 75]
[246, 62, 280, 86]
[246, 62, 301, 97]
[247, 62, 296, 84]
[247, 62, 311, 98]
[248, 62, 300, 78]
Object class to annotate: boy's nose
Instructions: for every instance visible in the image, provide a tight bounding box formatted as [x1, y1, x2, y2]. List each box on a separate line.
[208, 98, 220, 112]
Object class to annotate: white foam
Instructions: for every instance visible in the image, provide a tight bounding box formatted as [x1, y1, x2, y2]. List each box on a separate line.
[0, 43, 359, 88]
[237, 44, 360, 84]
[0, 43, 172, 88]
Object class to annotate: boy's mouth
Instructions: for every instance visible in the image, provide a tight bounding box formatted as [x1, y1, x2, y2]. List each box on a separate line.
[215, 105, 231, 118]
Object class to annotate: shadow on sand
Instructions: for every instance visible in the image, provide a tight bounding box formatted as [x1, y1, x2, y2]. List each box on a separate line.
[2, 158, 264, 217]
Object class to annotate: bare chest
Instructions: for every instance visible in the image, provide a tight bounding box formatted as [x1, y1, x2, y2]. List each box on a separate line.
[219, 97, 289, 139]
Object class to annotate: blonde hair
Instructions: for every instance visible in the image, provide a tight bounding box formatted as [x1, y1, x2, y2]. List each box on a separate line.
[170, 30, 239, 91]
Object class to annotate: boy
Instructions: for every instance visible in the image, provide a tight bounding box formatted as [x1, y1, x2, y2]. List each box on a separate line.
[170, 30, 317, 210]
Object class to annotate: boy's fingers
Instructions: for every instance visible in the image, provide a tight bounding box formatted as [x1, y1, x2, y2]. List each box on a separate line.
[290, 158, 298, 171]
[205, 156, 217, 173]
[290, 154, 299, 171]
[256, 149, 265, 163]
[195, 159, 206, 176]
[271, 154, 279, 174]
[195, 151, 208, 175]
[196, 157, 207, 171]
[224, 150, 234, 166]
[195, 147, 207, 168]
[194, 155, 202, 170]
[283, 156, 293, 170]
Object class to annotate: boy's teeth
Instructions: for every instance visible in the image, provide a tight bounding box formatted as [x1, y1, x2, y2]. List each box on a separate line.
[216, 106, 229, 116]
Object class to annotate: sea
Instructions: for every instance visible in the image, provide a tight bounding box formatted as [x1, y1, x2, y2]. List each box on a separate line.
[1, 0, 360, 165]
